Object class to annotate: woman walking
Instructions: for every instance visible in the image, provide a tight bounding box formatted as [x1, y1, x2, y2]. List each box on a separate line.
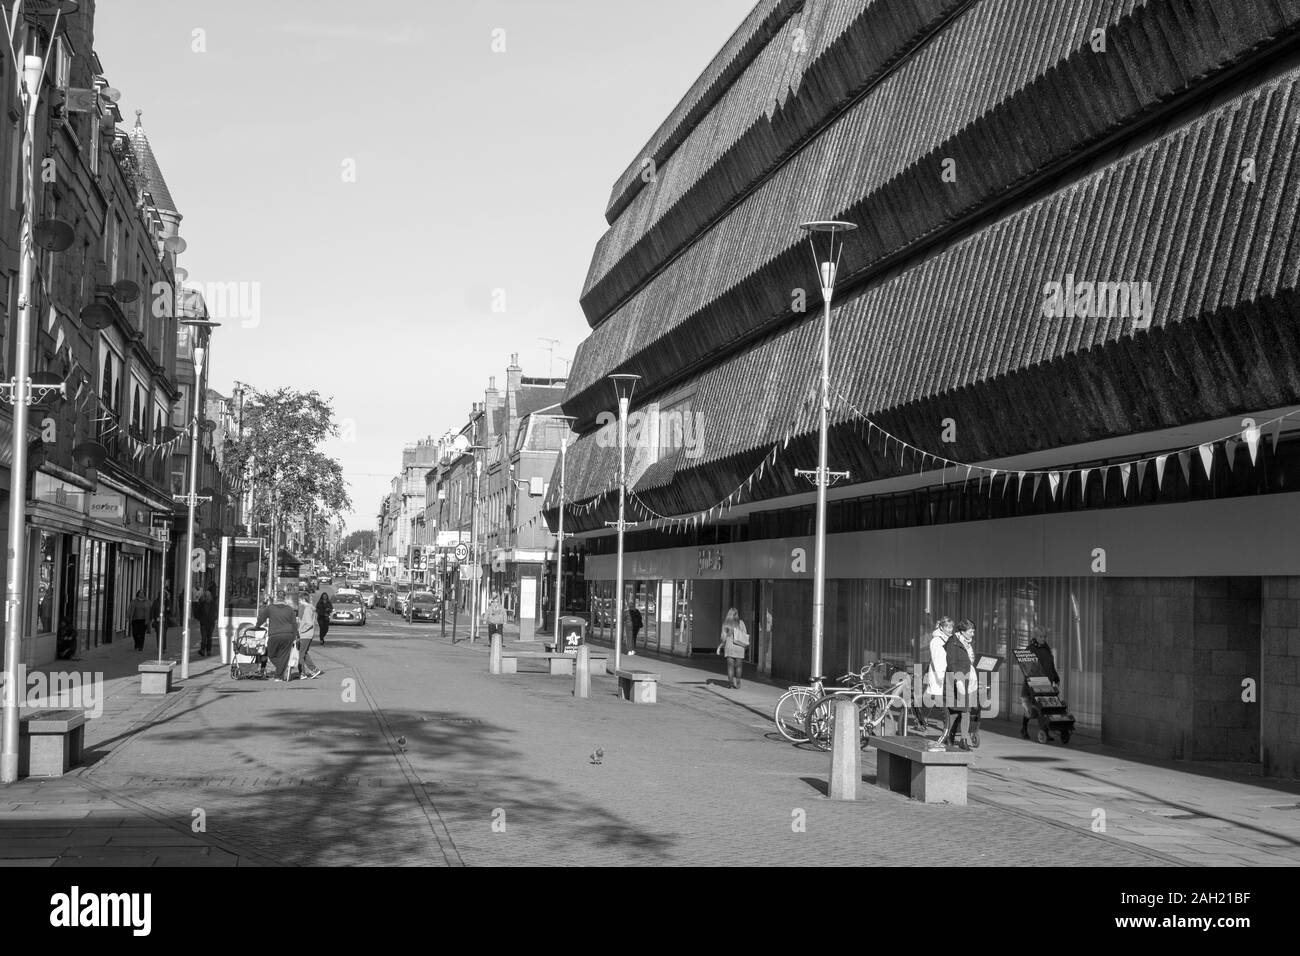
[942, 618, 979, 751]
[717, 608, 750, 689]
[297, 593, 323, 679]
[315, 590, 332, 644]
[127, 589, 151, 651]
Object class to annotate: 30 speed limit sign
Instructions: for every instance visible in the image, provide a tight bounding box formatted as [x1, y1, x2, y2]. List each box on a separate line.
[454, 543, 469, 562]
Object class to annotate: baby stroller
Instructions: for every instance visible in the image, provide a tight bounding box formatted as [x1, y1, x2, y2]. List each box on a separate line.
[230, 624, 270, 680]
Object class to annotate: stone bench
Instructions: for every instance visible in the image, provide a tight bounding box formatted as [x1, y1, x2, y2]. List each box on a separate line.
[18, 709, 87, 778]
[500, 651, 608, 676]
[615, 669, 660, 704]
[869, 735, 973, 805]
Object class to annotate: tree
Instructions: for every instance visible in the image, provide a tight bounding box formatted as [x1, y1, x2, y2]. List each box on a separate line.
[342, 529, 375, 557]
[223, 387, 351, 592]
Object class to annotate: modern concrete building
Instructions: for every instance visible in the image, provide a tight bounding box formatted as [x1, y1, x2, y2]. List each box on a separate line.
[549, 0, 1300, 775]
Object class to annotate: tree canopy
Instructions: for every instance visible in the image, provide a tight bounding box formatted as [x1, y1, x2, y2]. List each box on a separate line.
[224, 387, 351, 539]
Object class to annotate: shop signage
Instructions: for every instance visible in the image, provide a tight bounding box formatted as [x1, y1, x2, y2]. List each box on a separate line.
[697, 548, 723, 575]
[88, 493, 125, 522]
[34, 474, 86, 513]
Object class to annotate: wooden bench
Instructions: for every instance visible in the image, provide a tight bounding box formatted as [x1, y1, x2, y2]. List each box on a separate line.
[615, 669, 660, 704]
[869, 735, 973, 805]
[18, 709, 87, 778]
[500, 651, 609, 676]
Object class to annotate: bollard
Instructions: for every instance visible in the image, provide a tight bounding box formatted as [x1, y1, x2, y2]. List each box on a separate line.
[489, 632, 502, 674]
[828, 697, 860, 800]
[574, 645, 590, 698]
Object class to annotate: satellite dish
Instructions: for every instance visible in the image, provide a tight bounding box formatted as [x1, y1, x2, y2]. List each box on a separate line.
[112, 279, 140, 303]
[80, 303, 114, 329]
[100, 86, 121, 103]
[173, 267, 188, 282]
[72, 440, 107, 468]
[163, 235, 187, 255]
[34, 220, 74, 252]
[200, 420, 217, 433]
[451, 434, 471, 455]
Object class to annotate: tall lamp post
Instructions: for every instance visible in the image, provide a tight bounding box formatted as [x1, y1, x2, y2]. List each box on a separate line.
[605, 374, 640, 674]
[176, 319, 219, 679]
[547, 415, 577, 640]
[1, 0, 77, 784]
[795, 220, 856, 682]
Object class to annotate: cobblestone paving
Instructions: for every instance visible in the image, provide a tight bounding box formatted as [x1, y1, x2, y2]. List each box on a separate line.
[8, 615, 1296, 866]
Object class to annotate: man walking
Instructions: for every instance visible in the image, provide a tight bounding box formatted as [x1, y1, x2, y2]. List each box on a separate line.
[256, 589, 300, 682]
[198, 581, 219, 657]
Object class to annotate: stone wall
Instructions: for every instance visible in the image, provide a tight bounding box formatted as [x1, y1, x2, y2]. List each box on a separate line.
[1261, 577, 1300, 779]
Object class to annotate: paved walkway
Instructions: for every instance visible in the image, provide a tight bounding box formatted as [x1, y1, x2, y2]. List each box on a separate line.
[1, 615, 1297, 866]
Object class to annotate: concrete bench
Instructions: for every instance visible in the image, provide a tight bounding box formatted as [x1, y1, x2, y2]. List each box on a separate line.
[869, 735, 973, 805]
[18, 709, 87, 778]
[500, 651, 610, 676]
[615, 669, 660, 704]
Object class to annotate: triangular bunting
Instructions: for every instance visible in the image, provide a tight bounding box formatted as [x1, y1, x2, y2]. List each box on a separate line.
[1078, 468, 1091, 497]
[1048, 472, 1060, 499]
[1269, 417, 1282, 453]
[1154, 456, 1167, 489]
[1224, 438, 1238, 472]
[46, 305, 57, 332]
[1176, 450, 1190, 485]
[1100, 466, 1109, 500]
[1197, 443, 1213, 478]
[1032, 474, 1042, 501]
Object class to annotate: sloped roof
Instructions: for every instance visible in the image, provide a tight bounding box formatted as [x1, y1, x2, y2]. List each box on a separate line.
[128, 111, 178, 213]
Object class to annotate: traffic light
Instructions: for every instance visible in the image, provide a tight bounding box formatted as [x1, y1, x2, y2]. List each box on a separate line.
[410, 546, 424, 571]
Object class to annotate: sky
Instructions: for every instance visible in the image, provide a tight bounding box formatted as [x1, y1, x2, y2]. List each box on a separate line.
[93, 0, 756, 529]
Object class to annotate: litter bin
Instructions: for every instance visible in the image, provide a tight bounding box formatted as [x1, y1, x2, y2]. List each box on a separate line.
[558, 615, 587, 653]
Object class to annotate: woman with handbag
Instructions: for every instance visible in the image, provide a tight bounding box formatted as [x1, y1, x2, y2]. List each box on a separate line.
[717, 607, 750, 689]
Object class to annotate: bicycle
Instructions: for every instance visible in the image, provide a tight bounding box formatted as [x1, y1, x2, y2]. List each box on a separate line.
[803, 685, 911, 752]
[772, 670, 869, 743]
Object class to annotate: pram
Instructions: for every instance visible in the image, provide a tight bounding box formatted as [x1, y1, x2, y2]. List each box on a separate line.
[230, 625, 270, 680]
[1013, 646, 1075, 744]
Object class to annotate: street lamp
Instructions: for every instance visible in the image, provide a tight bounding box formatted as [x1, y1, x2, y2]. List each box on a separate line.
[1, 0, 78, 784]
[796, 220, 856, 682]
[177, 318, 220, 680]
[606, 374, 640, 674]
[546, 415, 577, 641]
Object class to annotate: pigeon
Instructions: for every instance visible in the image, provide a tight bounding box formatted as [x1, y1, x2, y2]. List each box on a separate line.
[590, 747, 604, 765]
[396, 736, 406, 746]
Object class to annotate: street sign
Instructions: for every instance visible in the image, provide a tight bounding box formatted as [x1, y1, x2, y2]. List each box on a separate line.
[454, 543, 468, 562]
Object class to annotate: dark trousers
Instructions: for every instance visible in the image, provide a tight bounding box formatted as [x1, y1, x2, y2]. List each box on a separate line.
[199, 620, 215, 654]
[131, 620, 147, 650]
[268, 634, 295, 680]
[317, 617, 329, 642]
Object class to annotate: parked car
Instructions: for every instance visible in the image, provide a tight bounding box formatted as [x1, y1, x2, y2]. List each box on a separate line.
[356, 582, 375, 608]
[389, 583, 412, 615]
[329, 588, 366, 626]
[405, 591, 440, 623]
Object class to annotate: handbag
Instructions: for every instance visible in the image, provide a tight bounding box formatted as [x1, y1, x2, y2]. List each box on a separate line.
[289, 640, 300, 672]
[733, 623, 750, 648]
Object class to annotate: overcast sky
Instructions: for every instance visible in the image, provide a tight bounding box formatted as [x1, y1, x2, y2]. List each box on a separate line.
[93, 0, 755, 528]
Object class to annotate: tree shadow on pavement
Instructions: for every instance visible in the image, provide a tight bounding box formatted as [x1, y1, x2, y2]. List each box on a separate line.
[87, 703, 679, 866]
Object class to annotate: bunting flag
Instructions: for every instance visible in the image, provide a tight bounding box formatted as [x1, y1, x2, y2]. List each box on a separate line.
[1269, 417, 1282, 453]
[1032, 473, 1042, 501]
[1176, 450, 1191, 485]
[1047, 472, 1060, 500]
[1017, 471, 1026, 498]
[46, 305, 57, 332]
[1197, 443, 1213, 478]
[1224, 438, 1238, 472]
[1153, 456, 1166, 488]
[54, 326, 65, 354]
[1079, 468, 1092, 496]
[1135, 460, 1147, 492]
[1100, 466, 1109, 500]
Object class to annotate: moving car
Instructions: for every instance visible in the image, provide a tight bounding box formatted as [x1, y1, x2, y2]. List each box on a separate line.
[329, 588, 366, 626]
[405, 591, 440, 623]
[319, 573, 333, 586]
[356, 582, 375, 608]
